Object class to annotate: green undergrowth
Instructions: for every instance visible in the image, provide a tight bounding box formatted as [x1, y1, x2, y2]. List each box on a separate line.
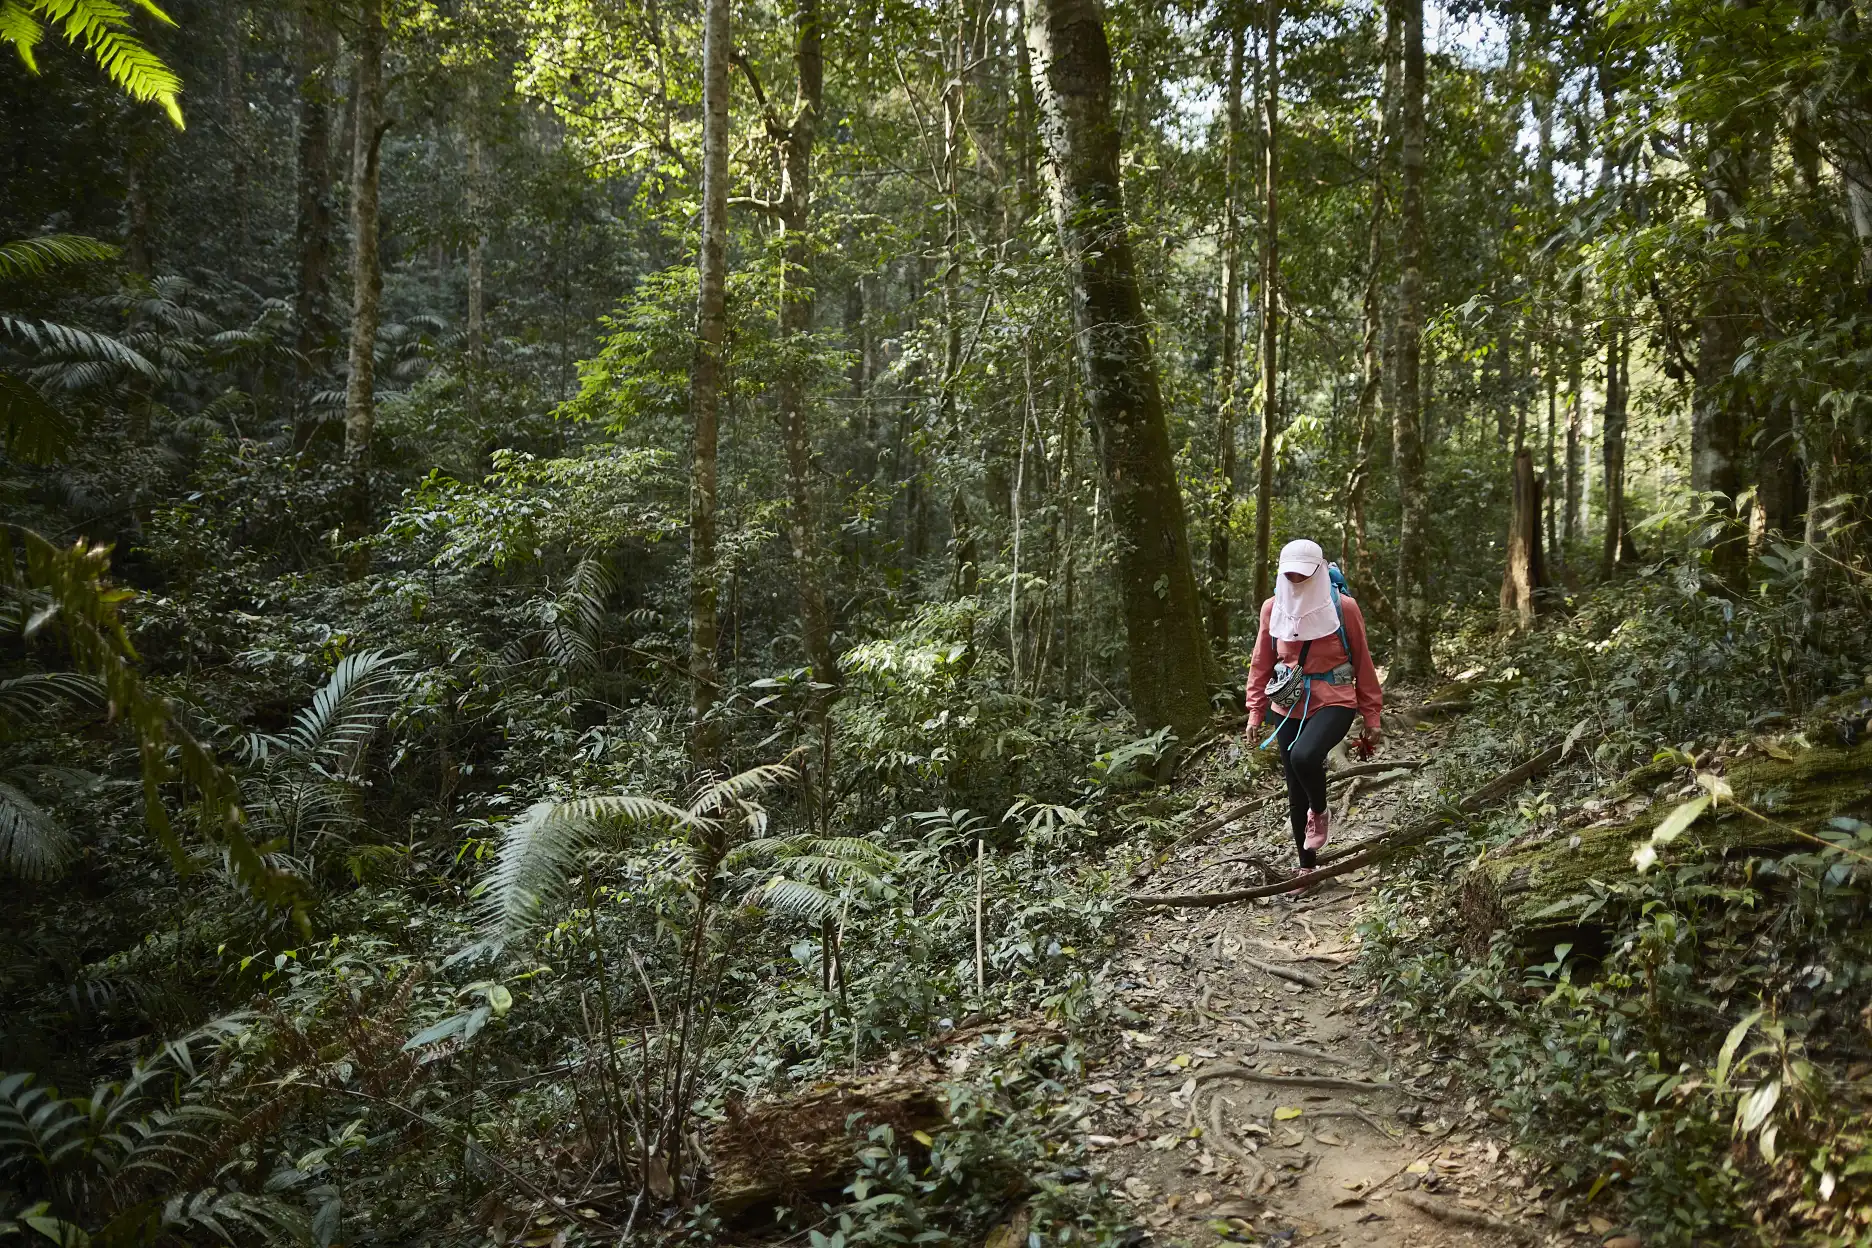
[1361, 568, 1872, 1246]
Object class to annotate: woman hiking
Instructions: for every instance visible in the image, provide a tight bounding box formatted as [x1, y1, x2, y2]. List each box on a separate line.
[1245, 539, 1384, 869]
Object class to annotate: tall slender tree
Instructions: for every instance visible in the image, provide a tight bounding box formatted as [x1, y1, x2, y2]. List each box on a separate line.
[1026, 0, 1214, 740]
[342, 0, 386, 574]
[1251, 0, 1280, 609]
[744, 0, 836, 691]
[1341, 0, 1399, 590]
[1390, 0, 1433, 678]
[688, 0, 732, 766]
[291, 3, 337, 449]
[1207, 9, 1245, 650]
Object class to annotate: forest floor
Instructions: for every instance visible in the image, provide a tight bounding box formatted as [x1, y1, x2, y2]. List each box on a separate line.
[1050, 715, 1625, 1248]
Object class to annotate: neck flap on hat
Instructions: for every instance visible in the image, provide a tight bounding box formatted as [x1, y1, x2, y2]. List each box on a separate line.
[1269, 542, 1339, 642]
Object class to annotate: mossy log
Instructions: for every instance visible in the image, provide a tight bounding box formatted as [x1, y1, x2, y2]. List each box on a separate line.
[1460, 739, 1872, 951]
[706, 1073, 946, 1216]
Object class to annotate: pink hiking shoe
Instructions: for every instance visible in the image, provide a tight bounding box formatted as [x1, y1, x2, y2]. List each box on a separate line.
[1303, 808, 1330, 852]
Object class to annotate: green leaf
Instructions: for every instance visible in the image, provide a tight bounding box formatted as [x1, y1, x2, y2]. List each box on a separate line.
[1633, 795, 1712, 873]
[1714, 1009, 1763, 1091]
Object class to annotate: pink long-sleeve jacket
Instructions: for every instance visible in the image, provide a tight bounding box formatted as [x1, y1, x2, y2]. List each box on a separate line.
[1244, 595, 1384, 732]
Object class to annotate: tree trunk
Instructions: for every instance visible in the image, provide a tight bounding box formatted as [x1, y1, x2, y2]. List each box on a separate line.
[776, 0, 838, 691]
[1563, 282, 1583, 546]
[342, 0, 386, 576]
[1499, 446, 1545, 631]
[466, 79, 486, 374]
[1390, 0, 1433, 679]
[1251, 0, 1280, 611]
[292, 0, 337, 449]
[1757, 399, 1800, 541]
[1600, 318, 1632, 574]
[943, 0, 979, 598]
[1026, 0, 1214, 740]
[1691, 115, 1753, 586]
[1341, 0, 1399, 592]
[1207, 14, 1245, 651]
[225, 17, 249, 253]
[689, 0, 731, 767]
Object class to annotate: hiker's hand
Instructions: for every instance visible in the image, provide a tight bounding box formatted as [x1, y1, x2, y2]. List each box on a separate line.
[1360, 720, 1383, 748]
[1246, 714, 1263, 737]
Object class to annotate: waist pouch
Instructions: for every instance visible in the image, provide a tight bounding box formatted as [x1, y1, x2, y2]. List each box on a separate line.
[1266, 659, 1356, 705]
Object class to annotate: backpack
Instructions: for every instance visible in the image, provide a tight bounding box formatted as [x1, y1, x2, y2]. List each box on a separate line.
[1325, 563, 1350, 654]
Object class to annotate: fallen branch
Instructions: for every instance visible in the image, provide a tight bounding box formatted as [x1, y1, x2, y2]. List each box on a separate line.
[1164, 760, 1425, 853]
[1239, 955, 1323, 989]
[1129, 741, 1566, 909]
[1194, 1064, 1420, 1098]
[1398, 700, 1471, 726]
[1394, 1192, 1533, 1242]
[1329, 758, 1426, 780]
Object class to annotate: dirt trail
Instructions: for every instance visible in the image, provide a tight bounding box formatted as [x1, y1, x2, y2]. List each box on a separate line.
[1068, 731, 1610, 1248]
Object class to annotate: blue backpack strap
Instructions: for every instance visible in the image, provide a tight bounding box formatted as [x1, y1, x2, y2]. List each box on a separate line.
[1329, 579, 1350, 656]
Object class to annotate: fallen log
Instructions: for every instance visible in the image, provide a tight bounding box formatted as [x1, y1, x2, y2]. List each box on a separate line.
[707, 1073, 946, 1215]
[1460, 738, 1872, 951]
[1130, 742, 1567, 908]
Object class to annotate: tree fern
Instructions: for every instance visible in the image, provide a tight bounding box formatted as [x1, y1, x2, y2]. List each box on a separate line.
[0, 0, 186, 128]
[280, 649, 405, 777]
[483, 794, 698, 935]
[483, 764, 798, 936]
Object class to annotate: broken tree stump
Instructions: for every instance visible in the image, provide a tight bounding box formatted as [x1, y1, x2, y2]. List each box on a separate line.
[707, 1072, 947, 1216]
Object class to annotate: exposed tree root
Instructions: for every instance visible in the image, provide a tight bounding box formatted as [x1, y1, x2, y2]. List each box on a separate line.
[1239, 955, 1323, 988]
[1394, 1192, 1533, 1242]
[1193, 1063, 1421, 1098]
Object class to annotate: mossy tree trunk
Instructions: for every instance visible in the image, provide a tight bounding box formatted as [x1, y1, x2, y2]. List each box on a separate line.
[1025, 0, 1214, 740]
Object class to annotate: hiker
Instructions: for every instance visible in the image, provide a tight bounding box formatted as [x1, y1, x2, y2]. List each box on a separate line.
[1245, 539, 1385, 869]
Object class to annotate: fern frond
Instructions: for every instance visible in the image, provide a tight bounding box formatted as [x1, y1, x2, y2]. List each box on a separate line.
[1, 315, 157, 378]
[720, 832, 813, 870]
[482, 794, 697, 935]
[0, 233, 117, 279]
[0, 4, 48, 70]
[687, 763, 796, 819]
[282, 649, 404, 776]
[0, 1071, 87, 1178]
[565, 555, 616, 634]
[0, 367, 78, 464]
[0, 780, 74, 879]
[745, 875, 840, 921]
[7, 0, 186, 128]
[0, 671, 104, 739]
[161, 1188, 312, 1245]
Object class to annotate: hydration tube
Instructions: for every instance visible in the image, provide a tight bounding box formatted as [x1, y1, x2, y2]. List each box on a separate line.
[1259, 675, 1313, 750]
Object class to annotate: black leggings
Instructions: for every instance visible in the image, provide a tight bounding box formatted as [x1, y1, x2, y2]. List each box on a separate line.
[1274, 705, 1357, 868]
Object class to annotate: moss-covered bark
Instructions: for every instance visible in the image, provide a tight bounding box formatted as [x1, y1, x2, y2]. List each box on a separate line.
[1461, 739, 1872, 947]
